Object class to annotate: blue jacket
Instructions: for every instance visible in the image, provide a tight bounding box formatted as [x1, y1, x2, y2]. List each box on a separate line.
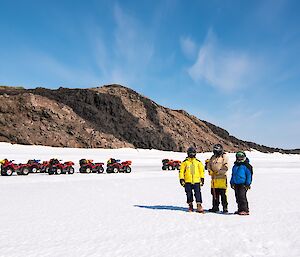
[230, 159, 252, 186]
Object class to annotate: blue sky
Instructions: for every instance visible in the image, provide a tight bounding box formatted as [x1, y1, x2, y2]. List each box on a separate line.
[1, 0, 300, 148]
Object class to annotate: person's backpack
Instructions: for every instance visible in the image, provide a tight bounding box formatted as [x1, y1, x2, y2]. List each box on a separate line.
[244, 158, 253, 177]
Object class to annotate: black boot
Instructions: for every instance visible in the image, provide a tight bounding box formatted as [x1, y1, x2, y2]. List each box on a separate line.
[208, 207, 219, 213]
[210, 194, 220, 212]
[222, 204, 228, 213]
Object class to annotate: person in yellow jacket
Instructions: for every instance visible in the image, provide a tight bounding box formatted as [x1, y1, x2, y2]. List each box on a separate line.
[207, 144, 229, 213]
[179, 147, 205, 213]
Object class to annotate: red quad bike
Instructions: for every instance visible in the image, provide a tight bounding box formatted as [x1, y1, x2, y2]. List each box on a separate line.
[106, 159, 132, 173]
[27, 159, 42, 173]
[61, 161, 75, 174]
[1, 159, 31, 176]
[48, 159, 75, 175]
[79, 159, 104, 174]
[162, 159, 181, 170]
[40, 161, 50, 173]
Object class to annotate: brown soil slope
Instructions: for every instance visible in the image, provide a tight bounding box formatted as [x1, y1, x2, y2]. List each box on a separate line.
[0, 85, 298, 153]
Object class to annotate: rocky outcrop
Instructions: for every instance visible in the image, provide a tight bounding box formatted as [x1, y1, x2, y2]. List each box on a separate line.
[0, 85, 298, 153]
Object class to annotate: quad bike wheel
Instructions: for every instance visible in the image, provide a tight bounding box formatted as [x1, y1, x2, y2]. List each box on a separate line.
[31, 167, 37, 173]
[97, 167, 104, 174]
[168, 166, 172, 170]
[5, 168, 13, 176]
[86, 167, 91, 173]
[22, 168, 30, 175]
[125, 166, 131, 173]
[113, 167, 119, 173]
[56, 168, 62, 175]
[68, 167, 75, 174]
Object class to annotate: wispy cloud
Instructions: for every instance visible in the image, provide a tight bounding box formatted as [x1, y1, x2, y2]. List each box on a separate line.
[180, 36, 197, 59]
[113, 4, 154, 65]
[1, 3, 160, 89]
[31, 53, 100, 86]
[91, 3, 155, 87]
[187, 30, 258, 91]
[0, 49, 101, 88]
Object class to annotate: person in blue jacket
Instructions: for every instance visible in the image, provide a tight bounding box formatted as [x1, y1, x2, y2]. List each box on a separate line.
[230, 151, 253, 215]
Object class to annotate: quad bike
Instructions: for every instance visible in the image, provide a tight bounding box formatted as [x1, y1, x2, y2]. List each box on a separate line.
[61, 161, 75, 174]
[27, 159, 42, 173]
[106, 158, 132, 173]
[48, 159, 75, 175]
[162, 159, 181, 170]
[40, 161, 50, 173]
[0, 159, 31, 176]
[79, 159, 104, 174]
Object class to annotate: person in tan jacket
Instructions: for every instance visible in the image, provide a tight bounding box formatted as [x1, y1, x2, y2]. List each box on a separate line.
[207, 144, 229, 213]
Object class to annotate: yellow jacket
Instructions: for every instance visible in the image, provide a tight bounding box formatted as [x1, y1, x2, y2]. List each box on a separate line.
[179, 158, 204, 184]
[207, 153, 229, 189]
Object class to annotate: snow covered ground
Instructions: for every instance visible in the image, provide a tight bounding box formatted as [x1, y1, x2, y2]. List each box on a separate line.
[0, 142, 300, 257]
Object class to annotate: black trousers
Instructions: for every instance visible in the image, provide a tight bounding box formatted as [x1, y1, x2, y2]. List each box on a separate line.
[234, 184, 249, 212]
[185, 183, 202, 204]
[211, 188, 228, 209]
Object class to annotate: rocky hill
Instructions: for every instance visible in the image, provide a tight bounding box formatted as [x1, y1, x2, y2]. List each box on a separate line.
[0, 85, 298, 153]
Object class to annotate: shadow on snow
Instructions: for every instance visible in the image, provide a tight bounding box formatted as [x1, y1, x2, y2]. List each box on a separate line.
[134, 205, 236, 215]
[134, 205, 187, 212]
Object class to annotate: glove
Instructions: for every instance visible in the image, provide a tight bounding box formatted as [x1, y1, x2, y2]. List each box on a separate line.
[231, 184, 235, 189]
[180, 179, 185, 187]
[245, 185, 251, 190]
[200, 178, 204, 186]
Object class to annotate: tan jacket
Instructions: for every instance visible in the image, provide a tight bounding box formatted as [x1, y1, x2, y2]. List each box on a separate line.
[207, 153, 229, 189]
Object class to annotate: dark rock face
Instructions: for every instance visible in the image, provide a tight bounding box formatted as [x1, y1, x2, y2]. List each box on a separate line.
[0, 85, 298, 153]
